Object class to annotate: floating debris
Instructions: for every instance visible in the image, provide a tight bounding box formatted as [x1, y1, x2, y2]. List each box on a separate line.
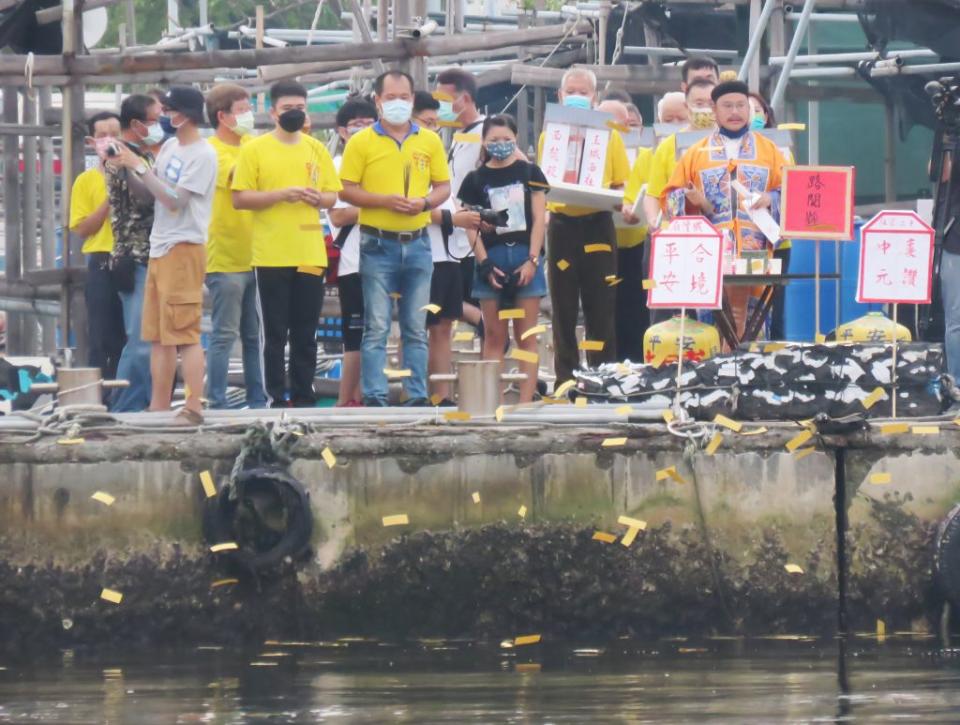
[877, 619, 887, 643]
[420, 303, 441, 314]
[553, 380, 575, 398]
[584, 243, 612, 253]
[592, 531, 617, 544]
[601, 437, 627, 448]
[705, 432, 723, 455]
[91, 491, 116, 506]
[321, 447, 337, 469]
[656, 466, 686, 484]
[510, 349, 538, 364]
[211, 578, 239, 588]
[642, 279, 657, 290]
[556, 259, 570, 271]
[517, 505, 527, 519]
[515, 663, 542, 673]
[443, 411, 471, 422]
[498, 308, 525, 320]
[514, 634, 541, 646]
[452, 331, 474, 342]
[579, 340, 604, 352]
[57, 438, 85, 446]
[785, 429, 813, 452]
[199, 471, 217, 498]
[880, 422, 909, 435]
[615, 405, 632, 415]
[861, 386, 886, 409]
[210, 542, 239, 553]
[100, 588, 123, 605]
[383, 368, 412, 378]
[713, 414, 743, 432]
[869, 472, 892, 485]
[784, 564, 804, 575]
[520, 324, 546, 341]
[382, 514, 409, 527]
[911, 425, 939, 435]
[248, 661, 279, 667]
[471, 492, 481, 504]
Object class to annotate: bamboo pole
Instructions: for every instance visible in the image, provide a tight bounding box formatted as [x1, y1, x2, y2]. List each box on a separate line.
[3, 85, 23, 353]
[21, 91, 38, 277]
[38, 87, 57, 355]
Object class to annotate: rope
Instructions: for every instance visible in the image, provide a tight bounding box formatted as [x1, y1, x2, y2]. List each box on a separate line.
[608, 1, 632, 67]
[24, 52, 35, 100]
[305, 0, 328, 47]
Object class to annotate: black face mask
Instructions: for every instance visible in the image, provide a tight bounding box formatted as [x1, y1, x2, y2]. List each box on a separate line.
[278, 109, 306, 133]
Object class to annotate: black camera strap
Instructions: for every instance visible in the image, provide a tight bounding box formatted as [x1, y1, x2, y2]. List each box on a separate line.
[333, 224, 354, 250]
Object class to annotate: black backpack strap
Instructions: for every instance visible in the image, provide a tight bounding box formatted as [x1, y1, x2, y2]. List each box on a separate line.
[333, 224, 354, 250]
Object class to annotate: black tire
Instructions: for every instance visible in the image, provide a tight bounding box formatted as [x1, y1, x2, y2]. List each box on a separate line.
[202, 465, 313, 575]
[935, 503, 960, 609]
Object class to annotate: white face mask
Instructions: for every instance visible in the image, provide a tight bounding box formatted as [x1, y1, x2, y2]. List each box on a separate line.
[231, 110, 255, 136]
[139, 121, 165, 146]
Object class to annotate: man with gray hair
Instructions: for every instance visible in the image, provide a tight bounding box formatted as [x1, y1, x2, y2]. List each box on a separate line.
[538, 67, 630, 386]
[657, 92, 688, 125]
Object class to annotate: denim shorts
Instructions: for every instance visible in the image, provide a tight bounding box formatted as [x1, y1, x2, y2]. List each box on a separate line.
[473, 243, 547, 300]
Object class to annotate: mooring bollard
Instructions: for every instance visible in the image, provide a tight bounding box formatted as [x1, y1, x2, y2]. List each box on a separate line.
[30, 367, 129, 408]
[431, 360, 527, 417]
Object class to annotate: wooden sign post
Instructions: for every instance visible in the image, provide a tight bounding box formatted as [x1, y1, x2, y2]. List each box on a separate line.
[647, 216, 724, 415]
[855, 210, 935, 417]
[781, 166, 857, 342]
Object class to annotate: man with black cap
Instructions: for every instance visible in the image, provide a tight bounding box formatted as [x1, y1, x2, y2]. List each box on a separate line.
[113, 85, 217, 424]
[662, 80, 783, 343]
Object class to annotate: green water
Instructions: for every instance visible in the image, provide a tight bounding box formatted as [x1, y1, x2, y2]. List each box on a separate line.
[1, 638, 959, 722]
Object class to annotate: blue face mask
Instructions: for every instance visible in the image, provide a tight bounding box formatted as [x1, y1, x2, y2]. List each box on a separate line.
[381, 99, 413, 125]
[562, 94, 592, 110]
[486, 140, 515, 161]
[750, 114, 766, 130]
[158, 115, 176, 136]
[438, 100, 458, 123]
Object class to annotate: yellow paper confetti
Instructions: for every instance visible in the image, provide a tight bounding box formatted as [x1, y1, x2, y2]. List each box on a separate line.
[785, 429, 813, 452]
[579, 340, 605, 352]
[322, 447, 337, 469]
[384, 368, 412, 378]
[510, 349, 538, 364]
[750, 258, 765, 274]
[453, 331, 475, 342]
[713, 414, 743, 432]
[296, 265, 325, 277]
[57, 437, 85, 445]
[705, 432, 723, 456]
[574, 397, 587, 407]
[517, 505, 527, 518]
[443, 411, 471, 422]
[389, 292, 402, 300]
[432, 90, 454, 102]
[784, 564, 804, 575]
[210, 542, 239, 553]
[553, 379, 576, 398]
[382, 514, 410, 527]
[778, 122, 807, 131]
[880, 422, 909, 435]
[584, 243, 612, 254]
[515, 663, 542, 673]
[862, 387, 886, 410]
[601, 437, 627, 448]
[495, 405, 506, 422]
[605, 276, 623, 286]
[793, 447, 816, 461]
[421, 303, 441, 314]
[200, 471, 217, 498]
[912, 425, 940, 435]
[615, 405, 633, 415]
[520, 324, 546, 341]
[211, 578, 239, 588]
[514, 634, 541, 646]
[100, 588, 123, 604]
[556, 259, 570, 271]
[814, 333, 826, 343]
[472, 491, 481, 504]
[740, 426, 768, 436]
[877, 619, 886, 643]
[91, 491, 115, 506]
[662, 409, 675, 423]
[656, 466, 686, 484]
[430, 393, 443, 406]
[592, 531, 617, 544]
[642, 279, 657, 290]
[452, 132, 481, 144]
[869, 472, 891, 485]
[499, 308, 525, 320]
[620, 526, 642, 548]
[764, 342, 787, 353]
[617, 515, 647, 530]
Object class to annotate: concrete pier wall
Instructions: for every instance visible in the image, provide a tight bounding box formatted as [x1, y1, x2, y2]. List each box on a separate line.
[0, 423, 956, 649]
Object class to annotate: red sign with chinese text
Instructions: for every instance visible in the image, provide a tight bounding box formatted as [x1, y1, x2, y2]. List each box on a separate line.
[781, 165, 856, 240]
[856, 210, 934, 304]
[648, 216, 724, 309]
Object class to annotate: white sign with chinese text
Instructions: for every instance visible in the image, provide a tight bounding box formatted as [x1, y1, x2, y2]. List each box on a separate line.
[542, 122, 571, 185]
[648, 216, 724, 309]
[856, 210, 935, 304]
[578, 127, 611, 189]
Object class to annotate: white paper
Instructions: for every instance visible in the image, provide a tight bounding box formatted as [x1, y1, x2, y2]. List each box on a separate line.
[541, 122, 570, 185]
[856, 210, 935, 304]
[731, 179, 782, 247]
[579, 127, 611, 189]
[547, 180, 623, 212]
[648, 217, 724, 310]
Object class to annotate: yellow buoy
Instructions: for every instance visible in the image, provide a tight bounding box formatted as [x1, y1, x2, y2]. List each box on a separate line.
[642, 316, 721, 366]
[834, 312, 912, 344]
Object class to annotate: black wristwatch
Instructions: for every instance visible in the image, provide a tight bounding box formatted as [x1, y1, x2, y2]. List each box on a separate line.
[422, 197, 432, 212]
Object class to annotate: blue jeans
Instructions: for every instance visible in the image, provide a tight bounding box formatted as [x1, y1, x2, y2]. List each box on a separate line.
[942, 250, 960, 381]
[206, 271, 266, 409]
[360, 232, 433, 403]
[110, 263, 152, 412]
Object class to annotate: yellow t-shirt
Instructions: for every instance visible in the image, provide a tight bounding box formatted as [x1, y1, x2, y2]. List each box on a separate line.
[644, 133, 679, 201]
[618, 146, 653, 249]
[537, 128, 630, 217]
[339, 123, 450, 232]
[231, 132, 342, 268]
[207, 135, 254, 273]
[69, 168, 114, 254]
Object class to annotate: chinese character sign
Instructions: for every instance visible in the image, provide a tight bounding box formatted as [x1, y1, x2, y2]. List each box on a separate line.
[856, 210, 934, 304]
[541, 122, 571, 185]
[648, 217, 724, 309]
[781, 165, 856, 240]
[578, 127, 611, 189]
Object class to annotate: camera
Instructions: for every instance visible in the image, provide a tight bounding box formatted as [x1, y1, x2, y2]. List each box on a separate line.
[926, 76, 960, 129]
[465, 204, 509, 228]
[498, 269, 520, 311]
[105, 143, 119, 157]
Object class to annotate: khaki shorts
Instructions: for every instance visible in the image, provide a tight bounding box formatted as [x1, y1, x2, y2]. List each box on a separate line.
[142, 242, 206, 346]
